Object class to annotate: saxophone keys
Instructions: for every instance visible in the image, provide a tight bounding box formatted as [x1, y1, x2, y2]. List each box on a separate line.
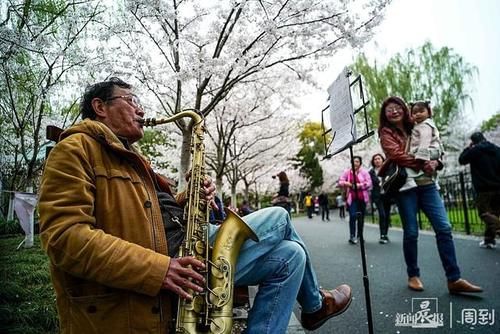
[191, 295, 204, 313]
[194, 240, 205, 255]
[210, 317, 230, 334]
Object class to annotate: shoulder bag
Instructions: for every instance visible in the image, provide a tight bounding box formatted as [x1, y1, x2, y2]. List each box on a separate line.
[381, 138, 410, 195]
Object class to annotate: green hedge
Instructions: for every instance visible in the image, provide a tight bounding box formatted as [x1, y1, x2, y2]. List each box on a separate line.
[0, 218, 24, 236]
[0, 236, 58, 333]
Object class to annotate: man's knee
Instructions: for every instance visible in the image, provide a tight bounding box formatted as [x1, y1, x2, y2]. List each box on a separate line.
[262, 206, 289, 221]
[284, 241, 306, 266]
[265, 241, 306, 280]
[271, 240, 306, 269]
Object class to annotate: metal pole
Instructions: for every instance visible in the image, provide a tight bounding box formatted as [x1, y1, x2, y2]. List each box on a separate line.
[349, 146, 374, 334]
[459, 172, 471, 235]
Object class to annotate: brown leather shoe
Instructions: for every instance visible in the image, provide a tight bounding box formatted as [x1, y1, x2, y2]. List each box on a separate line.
[408, 276, 424, 291]
[448, 279, 483, 294]
[301, 285, 352, 331]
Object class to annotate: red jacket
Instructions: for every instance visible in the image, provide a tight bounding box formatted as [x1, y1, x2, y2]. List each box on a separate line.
[378, 126, 424, 177]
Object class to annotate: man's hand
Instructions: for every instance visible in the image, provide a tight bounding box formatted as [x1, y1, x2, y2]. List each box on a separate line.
[184, 172, 219, 211]
[203, 175, 218, 211]
[162, 257, 206, 300]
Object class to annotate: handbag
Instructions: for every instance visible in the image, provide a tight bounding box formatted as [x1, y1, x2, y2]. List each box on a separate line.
[381, 162, 407, 194]
[381, 138, 410, 194]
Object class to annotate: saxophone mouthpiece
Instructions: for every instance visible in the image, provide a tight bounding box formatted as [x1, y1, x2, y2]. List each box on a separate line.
[140, 118, 157, 126]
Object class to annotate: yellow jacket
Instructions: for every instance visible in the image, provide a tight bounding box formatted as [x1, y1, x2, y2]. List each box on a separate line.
[304, 195, 313, 207]
[39, 119, 181, 333]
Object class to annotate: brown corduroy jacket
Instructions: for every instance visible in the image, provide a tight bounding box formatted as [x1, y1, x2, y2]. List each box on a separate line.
[39, 119, 185, 333]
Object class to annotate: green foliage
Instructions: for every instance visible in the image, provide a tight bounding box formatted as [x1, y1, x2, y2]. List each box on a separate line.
[298, 122, 328, 155]
[0, 218, 24, 236]
[373, 207, 483, 236]
[138, 129, 177, 172]
[480, 112, 500, 132]
[0, 236, 58, 333]
[294, 147, 323, 190]
[352, 41, 477, 134]
[293, 122, 324, 190]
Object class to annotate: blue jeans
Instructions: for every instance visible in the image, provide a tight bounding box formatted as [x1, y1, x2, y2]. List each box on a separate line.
[209, 207, 322, 334]
[348, 200, 366, 239]
[395, 184, 461, 281]
[373, 195, 392, 237]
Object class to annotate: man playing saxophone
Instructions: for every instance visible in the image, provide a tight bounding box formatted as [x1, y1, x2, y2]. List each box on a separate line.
[39, 78, 352, 334]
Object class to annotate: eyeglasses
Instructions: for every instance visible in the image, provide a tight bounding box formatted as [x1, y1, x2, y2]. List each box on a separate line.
[385, 105, 403, 113]
[106, 94, 143, 109]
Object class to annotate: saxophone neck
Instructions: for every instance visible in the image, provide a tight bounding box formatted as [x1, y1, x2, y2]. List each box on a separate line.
[142, 110, 203, 127]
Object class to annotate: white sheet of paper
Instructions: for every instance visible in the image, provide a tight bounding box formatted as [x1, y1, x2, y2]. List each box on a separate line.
[327, 67, 355, 155]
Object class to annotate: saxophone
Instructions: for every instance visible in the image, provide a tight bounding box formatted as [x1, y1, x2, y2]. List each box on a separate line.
[143, 111, 258, 334]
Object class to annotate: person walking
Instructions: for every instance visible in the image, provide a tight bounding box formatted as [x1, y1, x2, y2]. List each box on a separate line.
[336, 194, 346, 219]
[304, 193, 314, 219]
[378, 96, 482, 294]
[369, 153, 392, 244]
[318, 192, 330, 221]
[338, 156, 372, 244]
[459, 131, 500, 249]
[271, 171, 292, 214]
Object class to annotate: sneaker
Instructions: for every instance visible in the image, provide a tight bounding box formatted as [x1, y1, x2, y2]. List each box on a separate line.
[479, 241, 496, 249]
[348, 238, 358, 245]
[379, 238, 388, 244]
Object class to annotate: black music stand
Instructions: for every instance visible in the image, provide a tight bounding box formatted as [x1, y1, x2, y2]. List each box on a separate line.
[321, 69, 374, 334]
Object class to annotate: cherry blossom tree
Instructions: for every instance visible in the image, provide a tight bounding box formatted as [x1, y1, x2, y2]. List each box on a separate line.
[0, 0, 106, 192]
[108, 0, 390, 183]
[203, 76, 301, 205]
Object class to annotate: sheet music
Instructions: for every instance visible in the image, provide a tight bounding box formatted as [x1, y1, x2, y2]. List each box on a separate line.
[327, 67, 356, 155]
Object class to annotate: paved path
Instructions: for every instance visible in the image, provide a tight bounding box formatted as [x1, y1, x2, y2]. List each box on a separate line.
[285, 211, 500, 334]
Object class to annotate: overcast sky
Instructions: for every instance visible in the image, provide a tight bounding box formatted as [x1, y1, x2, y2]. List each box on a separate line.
[305, 0, 500, 128]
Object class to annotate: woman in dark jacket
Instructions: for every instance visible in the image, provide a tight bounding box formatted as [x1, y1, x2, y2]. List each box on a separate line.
[378, 96, 482, 294]
[369, 153, 392, 244]
[272, 171, 291, 214]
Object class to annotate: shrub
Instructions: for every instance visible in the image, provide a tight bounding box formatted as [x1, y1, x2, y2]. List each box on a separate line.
[0, 236, 58, 333]
[0, 218, 23, 236]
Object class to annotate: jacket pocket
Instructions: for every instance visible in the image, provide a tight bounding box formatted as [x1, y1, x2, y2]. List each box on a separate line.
[94, 166, 141, 183]
[68, 291, 129, 333]
[92, 166, 147, 227]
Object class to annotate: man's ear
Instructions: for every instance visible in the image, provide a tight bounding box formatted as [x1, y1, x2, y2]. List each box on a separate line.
[91, 98, 107, 118]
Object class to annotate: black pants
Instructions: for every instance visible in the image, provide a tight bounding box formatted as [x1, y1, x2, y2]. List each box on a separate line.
[320, 204, 329, 220]
[476, 191, 500, 242]
[373, 195, 392, 237]
[338, 206, 345, 218]
[307, 206, 314, 218]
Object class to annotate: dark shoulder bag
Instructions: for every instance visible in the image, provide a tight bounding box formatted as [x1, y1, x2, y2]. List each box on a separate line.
[381, 162, 407, 195]
[381, 139, 410, 195]
[157, 191, 186, 257]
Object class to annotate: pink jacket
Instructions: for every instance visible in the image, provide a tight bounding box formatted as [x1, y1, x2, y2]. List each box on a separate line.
[338, 167, 372, 205]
